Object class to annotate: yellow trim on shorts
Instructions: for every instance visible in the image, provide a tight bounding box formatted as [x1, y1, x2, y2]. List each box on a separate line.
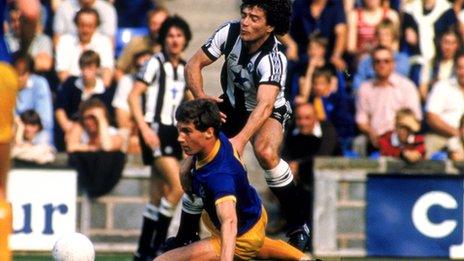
[215, 195, 237, 205]
[203, 206, 268, 260]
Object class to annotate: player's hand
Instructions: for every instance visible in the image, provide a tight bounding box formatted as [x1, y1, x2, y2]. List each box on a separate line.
[199, 95, 227, 123]
[158, 235, 200, 254]
[230, 136, 245, 156]
[141, 126, 160, 150]
[402, 150, 422, 163]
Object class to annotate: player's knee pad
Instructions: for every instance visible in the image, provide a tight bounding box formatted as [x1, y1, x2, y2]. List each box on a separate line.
[159, 197, 176, 218]
[181, 194, 203, 215]
[264, 159, 294, 188]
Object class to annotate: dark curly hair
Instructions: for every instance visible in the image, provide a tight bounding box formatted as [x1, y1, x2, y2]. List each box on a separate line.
[241, 0, 291, 35]
[175, 99, 222, 137]
[158, 15, 192, 51]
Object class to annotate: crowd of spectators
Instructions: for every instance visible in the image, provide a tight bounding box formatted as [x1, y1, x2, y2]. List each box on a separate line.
[285, 0, 464, 164]
[6, 0, 464, 170]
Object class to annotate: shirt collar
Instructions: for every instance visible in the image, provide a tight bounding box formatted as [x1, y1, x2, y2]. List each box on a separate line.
[292, 121, 323, 138]
[374, 73, 397, 87]
[196, 139, 221, 169]
[25, 77, 34, 89]
[75, 77, 105, 94]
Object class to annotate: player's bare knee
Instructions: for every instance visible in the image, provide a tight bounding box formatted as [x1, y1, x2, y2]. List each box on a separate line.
[254, 145, 279, 169]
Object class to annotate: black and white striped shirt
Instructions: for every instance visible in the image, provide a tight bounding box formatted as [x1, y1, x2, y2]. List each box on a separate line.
[136, 52, 187, 126]
[202, 21, 288, 112]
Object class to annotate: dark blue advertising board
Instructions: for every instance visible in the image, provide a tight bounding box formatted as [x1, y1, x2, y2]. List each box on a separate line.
[367, 174, 464, 258]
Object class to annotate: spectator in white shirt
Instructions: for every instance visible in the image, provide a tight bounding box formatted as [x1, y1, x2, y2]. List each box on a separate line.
[55, 7, 114, 86]
[53, 0, 116, 44]
[425, 51, 464, 158]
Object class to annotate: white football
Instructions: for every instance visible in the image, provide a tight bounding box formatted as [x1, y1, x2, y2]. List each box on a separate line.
[52, 232, 95, 261]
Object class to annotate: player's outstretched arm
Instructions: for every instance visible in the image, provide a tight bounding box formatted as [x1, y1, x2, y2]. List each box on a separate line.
[216, 198, 237, 261]
[185, 49, 220, 102]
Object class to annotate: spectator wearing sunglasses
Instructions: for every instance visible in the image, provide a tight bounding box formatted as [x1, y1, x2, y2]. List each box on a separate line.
[354, 45, 422, 157]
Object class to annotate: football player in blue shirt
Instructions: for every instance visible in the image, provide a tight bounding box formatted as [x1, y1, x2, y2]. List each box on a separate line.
[155, 99, 311, 261]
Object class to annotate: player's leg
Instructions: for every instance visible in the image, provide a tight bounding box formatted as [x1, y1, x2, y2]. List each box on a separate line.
[151, 156, 183, 254]
[134, 165, 165, 260]
[251, 118, 311, 250]
[0, 62, 18, 261]
[257, 237, 311, 260]
[155, 239, 219, 261]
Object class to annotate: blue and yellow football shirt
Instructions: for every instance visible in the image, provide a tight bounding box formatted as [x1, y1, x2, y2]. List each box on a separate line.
[191, 132, 262, 236]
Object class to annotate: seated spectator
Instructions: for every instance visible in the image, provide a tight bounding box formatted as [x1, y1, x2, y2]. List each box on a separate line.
[13, 54, 53, 143]
[346, 0, 399, 62]
[12, 110, 55, 164]
[355, 46, 422, 156]
[5, 4, 53, 72]
[447, 114, 464, 161]
[379, 108, 425, 163]
[353, 18, 409, 91]
[55, 50, 111, 135]
[283, 102, 341, 182]
[115, 7, 169, 80]
[298, 66, 355, 150]
[67, 98, 126, 198]
[289, 0, 347, 70]
[66, 98, 124, 153]
[419, 26, 461, 101]
[294, 34, 338, 105]
[55, 7, 114, 86]
[401, 0, 451, 85]
[53, 0, 116, 43]
[425, 51, 464, 158]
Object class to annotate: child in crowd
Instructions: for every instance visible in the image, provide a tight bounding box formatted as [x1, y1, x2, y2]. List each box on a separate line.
[12, 110, 55, 164]
[378, 108, 425, 163]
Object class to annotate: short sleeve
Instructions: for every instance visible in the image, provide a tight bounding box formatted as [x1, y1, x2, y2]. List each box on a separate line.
[334, 1, 347, 24]
[135, 56, 160, 85]
[207, 174, 236, 203]
[256, 51, 287, 88]
[201, 21, 234, 61]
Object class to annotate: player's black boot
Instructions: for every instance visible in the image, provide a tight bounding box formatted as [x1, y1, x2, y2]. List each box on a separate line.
[133, 252, 154, 261]
[133, 204, 159, 261]
[287, 223, 311, 252]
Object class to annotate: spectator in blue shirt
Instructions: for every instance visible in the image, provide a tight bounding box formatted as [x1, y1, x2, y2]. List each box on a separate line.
[289, 0, 347, 70]
[13, 53, 53, 143]
[352, 18, 409, 92]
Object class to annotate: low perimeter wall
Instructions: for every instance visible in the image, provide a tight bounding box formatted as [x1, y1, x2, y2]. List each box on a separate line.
[12, 154, 464, 255]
